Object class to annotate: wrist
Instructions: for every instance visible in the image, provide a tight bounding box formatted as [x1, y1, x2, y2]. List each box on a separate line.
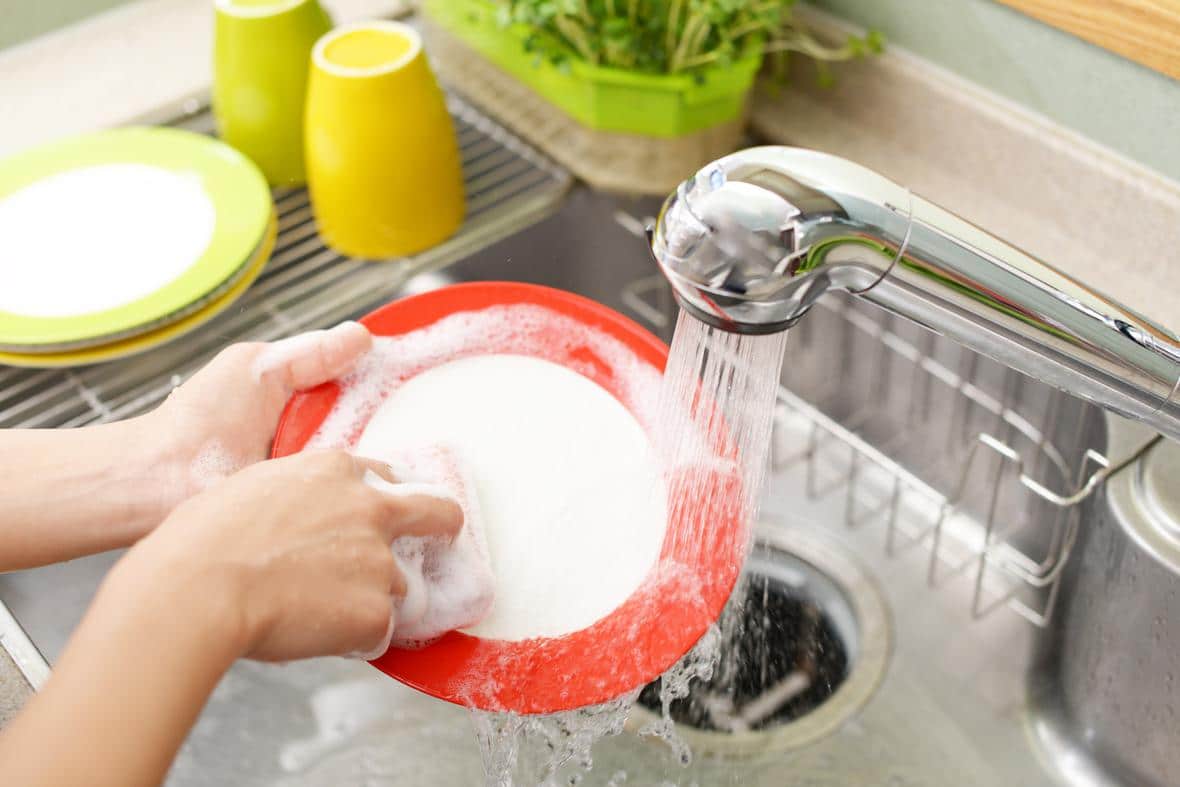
[107, 412, 193, 535]
[107, 527, 251, 665]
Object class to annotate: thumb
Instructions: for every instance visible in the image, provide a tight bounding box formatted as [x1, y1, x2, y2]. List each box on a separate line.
[253, 321, 373, 392]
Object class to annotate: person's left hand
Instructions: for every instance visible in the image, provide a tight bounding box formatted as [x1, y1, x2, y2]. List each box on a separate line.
[150, 321, 372, 503]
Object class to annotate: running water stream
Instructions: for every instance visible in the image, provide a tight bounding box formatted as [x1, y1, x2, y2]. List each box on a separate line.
[472, 311, 789, 786]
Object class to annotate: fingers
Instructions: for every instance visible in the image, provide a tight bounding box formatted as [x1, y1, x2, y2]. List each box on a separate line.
[356, 610, 396, 661]
[345, 594, 397, 661]
[253, 321, 372, 391]
[334, 536, 405, 661]
[364, 483, 464, 543]
[277, 451, 463, 544]
[387, 493, 464, 540]
[353, 456, 399, 486]
[354, 456, 464, 542]
[312, 321, 373, 385]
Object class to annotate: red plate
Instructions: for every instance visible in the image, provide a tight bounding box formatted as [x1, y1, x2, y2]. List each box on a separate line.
[272, 282, 746, 714]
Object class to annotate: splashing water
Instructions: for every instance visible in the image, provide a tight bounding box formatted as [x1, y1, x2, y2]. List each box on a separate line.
[471, 694, 637, 786]
[657, 311, 789, 541]
[469, 310, 788, 784]
[638, 312, 788, 764]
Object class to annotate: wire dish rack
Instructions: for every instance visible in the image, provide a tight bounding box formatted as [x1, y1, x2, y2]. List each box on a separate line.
[0, 96, 570, 431]
[622, 274, 1156, 629]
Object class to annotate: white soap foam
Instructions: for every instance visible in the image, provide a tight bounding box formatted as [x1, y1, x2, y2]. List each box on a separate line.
[360, 448, 495, 647]
[189, 439, 243, 491]
[358, 355, 667, 641]
[250, 322, 369, 385]
[308, 304, 664, 450]
[361, 472, 457, 503]
[310, 304, 669, 641]
[0, 163, 216, 317]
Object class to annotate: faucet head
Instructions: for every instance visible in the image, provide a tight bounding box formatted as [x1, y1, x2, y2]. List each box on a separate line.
[650, 147, 914, 334]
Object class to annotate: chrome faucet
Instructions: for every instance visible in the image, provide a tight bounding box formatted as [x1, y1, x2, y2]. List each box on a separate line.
[651, 146, 1180, 442]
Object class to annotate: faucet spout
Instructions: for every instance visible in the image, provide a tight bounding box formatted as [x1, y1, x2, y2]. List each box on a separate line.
[651, 146, 1180, 440]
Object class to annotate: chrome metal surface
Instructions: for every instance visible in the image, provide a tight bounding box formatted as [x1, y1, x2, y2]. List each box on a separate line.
[1033, 473, 1180, 787]
[650, 146, 1180, 441]
[0, 599, 42, 727]
[1032, 430, 1180, 787]
[0, 599, 46, 691]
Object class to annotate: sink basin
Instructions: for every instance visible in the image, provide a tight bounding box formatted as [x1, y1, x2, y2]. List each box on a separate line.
[1, 103, 1175, 786]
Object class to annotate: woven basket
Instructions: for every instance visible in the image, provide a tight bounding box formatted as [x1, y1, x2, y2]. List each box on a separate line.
[421, 20, 750, 196]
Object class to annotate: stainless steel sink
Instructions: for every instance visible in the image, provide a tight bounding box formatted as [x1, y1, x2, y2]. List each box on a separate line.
[1, 100, 1175, 786]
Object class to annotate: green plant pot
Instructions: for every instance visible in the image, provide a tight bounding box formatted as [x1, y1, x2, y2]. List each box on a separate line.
[422, 0, 763, 138]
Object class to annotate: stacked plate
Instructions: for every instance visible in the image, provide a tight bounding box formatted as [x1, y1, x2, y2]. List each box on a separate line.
[0, 127, 276, 367]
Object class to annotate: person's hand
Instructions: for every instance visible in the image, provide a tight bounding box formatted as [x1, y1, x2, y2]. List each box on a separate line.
[0, 323, 372, 572]
[0, 451, 461, 787]
[110, 450, 463, 662]
[152, 321, 372, 502]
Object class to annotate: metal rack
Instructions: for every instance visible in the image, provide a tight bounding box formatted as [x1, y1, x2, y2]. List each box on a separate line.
[0, 96, 570, 431]
[623, 274, 1157, 628]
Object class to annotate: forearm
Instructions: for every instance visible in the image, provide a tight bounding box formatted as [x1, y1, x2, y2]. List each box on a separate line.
[0, 413, 182, 570]
[0, 552, 242, 787]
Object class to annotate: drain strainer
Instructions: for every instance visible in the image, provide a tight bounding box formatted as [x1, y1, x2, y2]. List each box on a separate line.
[631, 526, 890, 758]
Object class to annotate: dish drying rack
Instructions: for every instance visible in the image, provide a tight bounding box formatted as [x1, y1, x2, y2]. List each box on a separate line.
[0, 96, 570, 431]
[622, 274, 1157, 629]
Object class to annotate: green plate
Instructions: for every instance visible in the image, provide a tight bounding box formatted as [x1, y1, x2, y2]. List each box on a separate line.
[0, 126, 273, 349]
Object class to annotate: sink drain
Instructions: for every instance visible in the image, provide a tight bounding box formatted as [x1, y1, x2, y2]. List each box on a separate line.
[637, 551, 851, 731]
[630, 526, 890, 757]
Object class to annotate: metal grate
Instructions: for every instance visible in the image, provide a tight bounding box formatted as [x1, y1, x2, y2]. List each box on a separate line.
[622, 274, 1152, 628]
[0, 96, 571, 430]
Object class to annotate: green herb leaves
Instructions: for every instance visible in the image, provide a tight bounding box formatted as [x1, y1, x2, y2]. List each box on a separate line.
[496, 0, 881, 79]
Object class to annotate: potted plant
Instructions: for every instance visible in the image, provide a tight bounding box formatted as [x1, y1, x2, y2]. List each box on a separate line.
[422, 0, 880, 193]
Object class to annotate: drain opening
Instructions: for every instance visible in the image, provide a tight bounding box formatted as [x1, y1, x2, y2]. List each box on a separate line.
[638, 545, 856, 734]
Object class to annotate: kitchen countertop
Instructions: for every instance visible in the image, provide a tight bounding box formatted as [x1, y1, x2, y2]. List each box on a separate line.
[0, 0, 408, 158]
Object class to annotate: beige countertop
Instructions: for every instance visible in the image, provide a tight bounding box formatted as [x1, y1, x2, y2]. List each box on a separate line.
[0, 0, 408, 158]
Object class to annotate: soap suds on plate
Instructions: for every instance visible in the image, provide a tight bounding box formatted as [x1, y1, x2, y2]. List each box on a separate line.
[361, 446, 495, 648]
[309, 304, 664, 450]
[357, 355, 667, 641]
[312, 304, 669, 642]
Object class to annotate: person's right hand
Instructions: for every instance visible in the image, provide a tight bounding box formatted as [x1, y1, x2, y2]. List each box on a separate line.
[109, 450, 463, 663]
